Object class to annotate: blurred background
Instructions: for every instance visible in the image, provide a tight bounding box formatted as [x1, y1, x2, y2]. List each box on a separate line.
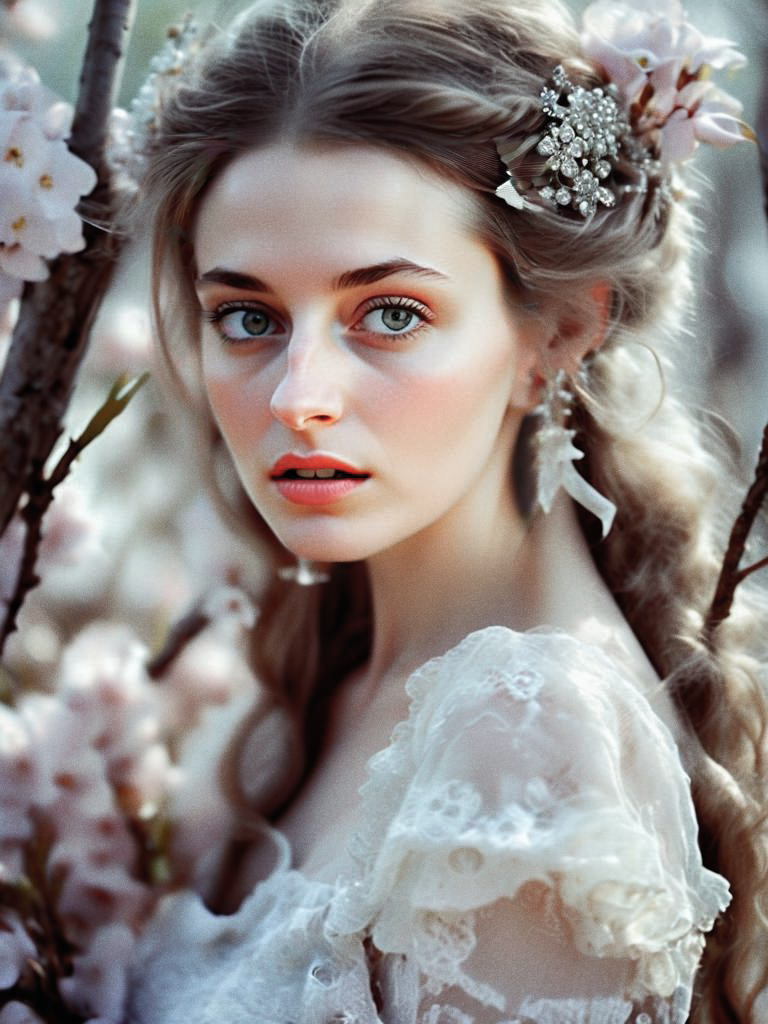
[2, 0, 767, 682]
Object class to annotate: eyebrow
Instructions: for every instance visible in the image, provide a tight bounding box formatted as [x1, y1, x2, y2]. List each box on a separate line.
[196, 259, 449, 292]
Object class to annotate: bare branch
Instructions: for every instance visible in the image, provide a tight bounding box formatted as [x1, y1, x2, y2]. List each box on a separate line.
[703, 422, 768, 643]
[736, 552, 768, 584]
[0, 374, 148, 656]
[70, 0, 137, 178]
[147, 607, 212, 680]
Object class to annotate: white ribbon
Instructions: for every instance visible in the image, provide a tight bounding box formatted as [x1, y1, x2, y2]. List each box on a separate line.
[536, 424, 616, 538]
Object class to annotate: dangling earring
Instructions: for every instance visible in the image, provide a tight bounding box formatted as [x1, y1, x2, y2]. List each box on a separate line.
[278, 557, 330, 586]
[534, 369, 616, 538]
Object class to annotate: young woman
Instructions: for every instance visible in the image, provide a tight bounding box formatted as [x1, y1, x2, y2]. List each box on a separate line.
[128, 0, 768, 1021]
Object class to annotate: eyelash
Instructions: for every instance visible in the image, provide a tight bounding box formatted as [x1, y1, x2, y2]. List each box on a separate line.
[201, 301, 282, 343]
[201, 294, 435, 345]
[353, 295, 434, 340]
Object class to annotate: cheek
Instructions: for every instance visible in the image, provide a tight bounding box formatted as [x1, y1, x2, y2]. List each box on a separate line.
[202, 365, 272, 450]
[375, 333, 520, 451]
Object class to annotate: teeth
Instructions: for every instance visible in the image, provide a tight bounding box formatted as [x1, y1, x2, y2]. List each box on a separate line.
[294, 468, 337, 479]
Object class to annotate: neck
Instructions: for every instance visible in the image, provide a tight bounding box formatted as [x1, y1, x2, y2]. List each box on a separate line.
[363, 488, 532, 684]
[361, 492, 627, 689]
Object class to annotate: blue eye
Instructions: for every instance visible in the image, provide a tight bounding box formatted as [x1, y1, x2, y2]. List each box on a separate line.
[361, 307, 417, 332]
[356, 297, 432, 338]
[204, 304, 282, 342]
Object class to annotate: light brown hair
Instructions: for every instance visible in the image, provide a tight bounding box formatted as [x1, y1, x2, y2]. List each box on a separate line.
[141, 1, 768, 1018]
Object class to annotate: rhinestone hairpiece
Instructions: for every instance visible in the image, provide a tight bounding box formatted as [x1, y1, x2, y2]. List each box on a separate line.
[496, 65, 634, 219]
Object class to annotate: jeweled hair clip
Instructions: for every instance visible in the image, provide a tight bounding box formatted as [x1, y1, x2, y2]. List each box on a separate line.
[496, 0, 754, 220]
[496, 65, 631, 218]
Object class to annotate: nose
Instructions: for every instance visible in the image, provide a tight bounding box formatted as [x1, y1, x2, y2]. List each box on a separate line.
[269, 326, 344, 430]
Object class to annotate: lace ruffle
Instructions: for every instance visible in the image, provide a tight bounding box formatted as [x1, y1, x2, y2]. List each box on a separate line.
[329, 628, 730, 1013]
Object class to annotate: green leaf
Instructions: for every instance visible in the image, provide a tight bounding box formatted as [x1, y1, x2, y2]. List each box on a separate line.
[74, 371, 150, 449]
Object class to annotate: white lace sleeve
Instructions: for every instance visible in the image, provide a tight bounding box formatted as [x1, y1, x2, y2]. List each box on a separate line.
[328, 628, 731, 1024]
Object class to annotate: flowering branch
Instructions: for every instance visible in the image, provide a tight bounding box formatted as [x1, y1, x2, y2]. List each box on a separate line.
[0, 0, 135, 536]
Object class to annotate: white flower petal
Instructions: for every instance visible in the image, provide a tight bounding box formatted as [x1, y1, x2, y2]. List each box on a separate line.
[647, 58, 685, 118]
[694, 107, 753, 148]
[0, 914, 36, 988]
[0, 1001, 46, 1024]
[58, 923, 135, 1022]
[0, 246, 47, 281]
[581, 0, 751, 165]
[0, 271, 23, 305]
[660, 111, 698, 164]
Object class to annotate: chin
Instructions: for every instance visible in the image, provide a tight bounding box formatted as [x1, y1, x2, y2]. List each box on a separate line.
[269, 524, 386, 565]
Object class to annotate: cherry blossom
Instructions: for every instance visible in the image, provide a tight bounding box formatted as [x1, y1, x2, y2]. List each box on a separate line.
[0, 0, 58, 42]
[0, 600, 262, 1020]
[0, 60, 96, 290]
[0, 1002, 45, 1024]
[581, 0, 752, 165]
[58, 923, 135, 1023]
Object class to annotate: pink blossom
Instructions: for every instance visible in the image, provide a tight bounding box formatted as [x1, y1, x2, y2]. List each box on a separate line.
[0, 914, 36, 988]
[0, 1001, 45, 1024]
[56, 862, 150, 935]
[202, 584, 258, 634]
[1, 1, 58, 42]
[0, 704, 36, 849]
[38, 480, 104, 570]
[58, 923, 135, 1023]
[581, 0, 751, 165]
[163, 629, 259, 725]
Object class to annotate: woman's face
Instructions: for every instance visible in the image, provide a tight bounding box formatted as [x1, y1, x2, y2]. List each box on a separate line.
[193, 143, 550, 563]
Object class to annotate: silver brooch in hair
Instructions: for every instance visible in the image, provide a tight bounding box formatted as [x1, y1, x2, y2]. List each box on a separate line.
[496, 65, 633, 219]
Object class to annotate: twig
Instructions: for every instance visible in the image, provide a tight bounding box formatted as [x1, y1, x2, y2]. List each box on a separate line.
[0, 374, 148, 657]
[701, 61, 768, 644]
[147, 607, 212, 679]
[703, 422, 768, 644]
[0, 0, 136, 537]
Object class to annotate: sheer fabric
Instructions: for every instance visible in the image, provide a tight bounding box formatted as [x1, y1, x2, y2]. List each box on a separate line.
[127, 628, 730, 1024]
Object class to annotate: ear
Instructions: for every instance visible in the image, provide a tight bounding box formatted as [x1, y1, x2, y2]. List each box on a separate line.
[543, 280, 612, 375]
[512, 282, 612, 410]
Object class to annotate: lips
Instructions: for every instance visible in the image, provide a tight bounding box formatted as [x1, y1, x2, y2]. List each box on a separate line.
[270, 453, 368, 479]
[270, 453, 370, 506]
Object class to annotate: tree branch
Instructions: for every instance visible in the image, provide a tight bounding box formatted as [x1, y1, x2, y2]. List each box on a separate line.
[737, 552, 768, 582]
[0, 0, 136, 537]
[703, 421, 768, 643]
[70, 0, 137, 179]
[0, 374, 148, 658]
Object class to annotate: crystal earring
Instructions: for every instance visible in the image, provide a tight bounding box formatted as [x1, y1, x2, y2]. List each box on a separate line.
[277, 557, 330, 586]
[534, 370, 616, 538]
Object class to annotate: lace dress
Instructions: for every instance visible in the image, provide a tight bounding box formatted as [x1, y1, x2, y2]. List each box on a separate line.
[127, 628, 730, 1024]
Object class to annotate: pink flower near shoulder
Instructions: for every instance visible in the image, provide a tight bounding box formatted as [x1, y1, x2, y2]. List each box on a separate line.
[581, 0, 752, 165]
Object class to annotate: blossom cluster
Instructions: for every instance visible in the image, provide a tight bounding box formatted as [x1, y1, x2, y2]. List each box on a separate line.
[0, 54, 96, 308]
[108, 15, 202, 190]
[0, 588, 259, 1023]
[581, 0, 753, 166]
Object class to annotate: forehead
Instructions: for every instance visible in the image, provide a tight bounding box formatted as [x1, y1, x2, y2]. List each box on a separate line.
[192, 142, 484, 276]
